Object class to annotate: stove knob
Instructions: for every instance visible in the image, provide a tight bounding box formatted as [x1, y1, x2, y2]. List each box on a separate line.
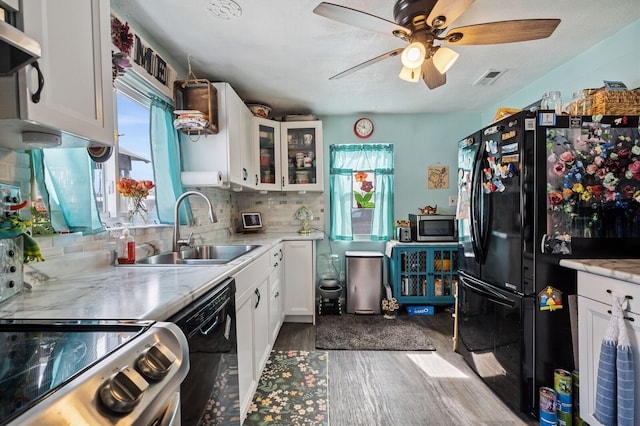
[136, 342, 177, 381]
[98, 366, 149, 414]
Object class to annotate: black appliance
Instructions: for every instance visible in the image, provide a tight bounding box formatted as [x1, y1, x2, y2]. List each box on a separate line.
[169, 277, 239, 426]
[0, 319, 188, 425]
[456, 111, 640, 418]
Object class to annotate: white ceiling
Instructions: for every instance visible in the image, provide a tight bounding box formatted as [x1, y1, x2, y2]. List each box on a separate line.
[112, 0, 640, 116]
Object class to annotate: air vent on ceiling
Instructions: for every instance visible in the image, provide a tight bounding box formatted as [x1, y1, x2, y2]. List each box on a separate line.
[473, 69, 507, 86]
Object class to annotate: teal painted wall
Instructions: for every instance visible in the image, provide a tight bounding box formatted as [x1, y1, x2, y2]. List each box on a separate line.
[481, 20, 640, 123]
[316, 112, 482, 277]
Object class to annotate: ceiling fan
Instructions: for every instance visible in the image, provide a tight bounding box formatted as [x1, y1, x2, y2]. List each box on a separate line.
[313, 0, 560, 89]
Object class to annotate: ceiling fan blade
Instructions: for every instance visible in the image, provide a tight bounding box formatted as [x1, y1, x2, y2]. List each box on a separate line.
[422, 58, 446, 89]
[444, 19, 561, 45]
[314, 2, 412, 38]
[329, 48, 404, 80]
[426, 0, 476, 29]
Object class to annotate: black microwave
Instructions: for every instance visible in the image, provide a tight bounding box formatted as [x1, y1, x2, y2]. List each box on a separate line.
[408, 214, 457, 242]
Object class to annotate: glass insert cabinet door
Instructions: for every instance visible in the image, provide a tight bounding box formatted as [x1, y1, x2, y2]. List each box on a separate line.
[255, 118, 280, 189]
[281, 121, 324, 191]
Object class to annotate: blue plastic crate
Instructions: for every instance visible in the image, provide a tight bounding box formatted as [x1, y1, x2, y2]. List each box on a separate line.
[406, 305, 434, 316]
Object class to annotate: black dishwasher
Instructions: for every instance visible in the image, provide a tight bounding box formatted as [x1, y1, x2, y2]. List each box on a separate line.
[169, 277, 240, 425]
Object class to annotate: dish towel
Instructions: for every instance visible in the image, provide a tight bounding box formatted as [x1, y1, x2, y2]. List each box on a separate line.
[594, 291, 634, 426]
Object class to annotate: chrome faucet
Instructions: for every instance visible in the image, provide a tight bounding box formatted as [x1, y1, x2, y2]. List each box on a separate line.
[173, 191, 217, 252]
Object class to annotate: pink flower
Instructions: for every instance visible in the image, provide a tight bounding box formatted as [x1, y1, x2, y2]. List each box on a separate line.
[629, 161, 640, 178]
[553, 162, 566, 175]
[559, 151, 574, 163]
[586, 164, 598, 175]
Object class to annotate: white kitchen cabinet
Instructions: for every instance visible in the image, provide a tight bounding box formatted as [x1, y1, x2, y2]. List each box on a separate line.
[249, 118, 323, 192]
[180, 82, 253, 189]
[284, 240, 316, 324]
[251, 117, 281, 191]
[577, 272, 640, 426]
[0, 0, 114, 147]
[235, 292, 254, 423]
[281, 121, 324, 192]
[269, 243, 284, 343]
[234, 251, 271, 422]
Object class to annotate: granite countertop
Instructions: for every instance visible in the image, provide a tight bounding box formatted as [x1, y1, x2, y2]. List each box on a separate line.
[559, 258, 640, 285]
[0, 232, 323, 321]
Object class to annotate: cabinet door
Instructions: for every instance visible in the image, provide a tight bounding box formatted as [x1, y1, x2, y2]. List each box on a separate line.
[236, 293, 255, 421]
[254, 117, 282, 190]
[393, 245, 457, 304]
[227, 86, 253, 188]
[578, 295, 640, 426]
[280, 121, 324, 191]
[253, 277, 271, 378]
[430, 247, 457, 302]
[269, 244, 284, 343]
[19, 0, 114, 145]
[284, 240, 315, 323]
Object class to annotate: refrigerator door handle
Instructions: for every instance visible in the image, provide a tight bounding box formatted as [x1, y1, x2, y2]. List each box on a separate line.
[470, 143, 483, 263]
[459, 271, 516, 308]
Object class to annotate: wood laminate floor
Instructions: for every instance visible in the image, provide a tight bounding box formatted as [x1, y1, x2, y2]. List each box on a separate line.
[274, 312, 537, 426]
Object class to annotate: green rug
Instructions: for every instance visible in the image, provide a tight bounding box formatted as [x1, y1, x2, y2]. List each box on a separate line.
[243, 350, 329, 426]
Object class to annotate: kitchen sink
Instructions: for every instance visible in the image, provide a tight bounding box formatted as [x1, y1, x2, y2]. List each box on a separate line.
[132, 244, 260, 266]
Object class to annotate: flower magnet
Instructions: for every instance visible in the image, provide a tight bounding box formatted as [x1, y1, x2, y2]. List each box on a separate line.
[538, 286, 564, 311]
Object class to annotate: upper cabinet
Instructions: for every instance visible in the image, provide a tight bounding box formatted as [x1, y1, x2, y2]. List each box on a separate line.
[252, 117, 282, 191]
[248, 118, 324, 192]
[0, 0, 114, 148]
[280, 121, 323, 192]
[180, 82, 253, 189]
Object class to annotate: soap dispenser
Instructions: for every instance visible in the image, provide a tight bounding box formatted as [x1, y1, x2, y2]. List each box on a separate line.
[117, 225, 136, 264]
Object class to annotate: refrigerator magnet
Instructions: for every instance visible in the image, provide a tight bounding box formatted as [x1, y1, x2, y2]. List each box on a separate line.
[538, 286, 564, 312]
[539, 112, 557, 126]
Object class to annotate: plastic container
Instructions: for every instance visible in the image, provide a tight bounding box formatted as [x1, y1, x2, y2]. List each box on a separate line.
[117, 226, 136, 264]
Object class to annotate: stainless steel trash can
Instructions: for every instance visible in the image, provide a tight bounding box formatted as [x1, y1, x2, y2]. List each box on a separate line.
[345, 251, 384, 314]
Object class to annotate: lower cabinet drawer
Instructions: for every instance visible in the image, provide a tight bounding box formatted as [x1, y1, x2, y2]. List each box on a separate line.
[578, 271, 639, 314]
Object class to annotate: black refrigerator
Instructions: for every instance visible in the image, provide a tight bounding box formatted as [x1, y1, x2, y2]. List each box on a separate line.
[455, 111, 640, 418]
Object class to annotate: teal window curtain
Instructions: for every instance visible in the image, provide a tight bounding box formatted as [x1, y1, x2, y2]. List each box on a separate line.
[31, 148, 104, 234]
[330, 143, 394, 241]
[149, 96, 192, 225]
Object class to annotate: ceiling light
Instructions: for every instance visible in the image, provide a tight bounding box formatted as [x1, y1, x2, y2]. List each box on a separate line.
[432, 47, 459, 74]
[400, 42, 426, 69]
[399, 66, 420, 82]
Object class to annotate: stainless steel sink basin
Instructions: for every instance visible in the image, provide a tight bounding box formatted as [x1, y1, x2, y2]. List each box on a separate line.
[132, 244, 260, 266]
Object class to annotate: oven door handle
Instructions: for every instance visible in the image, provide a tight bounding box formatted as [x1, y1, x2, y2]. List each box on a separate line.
[199, 298, 230, 336]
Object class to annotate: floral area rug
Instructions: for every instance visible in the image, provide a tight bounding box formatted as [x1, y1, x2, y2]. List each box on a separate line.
[243, 350, 329, 426]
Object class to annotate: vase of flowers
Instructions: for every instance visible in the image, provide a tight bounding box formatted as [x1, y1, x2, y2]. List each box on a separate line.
[381, 297, 399, 319]
[116, 178, 155, 225]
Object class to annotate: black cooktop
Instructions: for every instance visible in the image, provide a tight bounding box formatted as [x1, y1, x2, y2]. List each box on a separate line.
[0, 319, 153, 425]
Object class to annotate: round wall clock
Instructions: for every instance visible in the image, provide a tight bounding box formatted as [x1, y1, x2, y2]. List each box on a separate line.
[354, 117, 374, 139]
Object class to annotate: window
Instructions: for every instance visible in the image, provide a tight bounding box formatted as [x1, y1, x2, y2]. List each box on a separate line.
[94, 91, 157, 225]
[329, 144, 394, 241]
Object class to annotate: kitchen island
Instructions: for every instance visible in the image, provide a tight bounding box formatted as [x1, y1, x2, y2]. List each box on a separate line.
[559, 258, 640, 426]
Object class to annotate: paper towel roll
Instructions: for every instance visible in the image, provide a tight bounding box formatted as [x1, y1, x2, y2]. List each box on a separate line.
[181, 171, 223, 187]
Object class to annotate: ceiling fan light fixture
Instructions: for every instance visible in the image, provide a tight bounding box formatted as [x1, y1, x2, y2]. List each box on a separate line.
[432, 47, 459, 74]
[400, 42, 426, 69]
[399, 65, 420, 82]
